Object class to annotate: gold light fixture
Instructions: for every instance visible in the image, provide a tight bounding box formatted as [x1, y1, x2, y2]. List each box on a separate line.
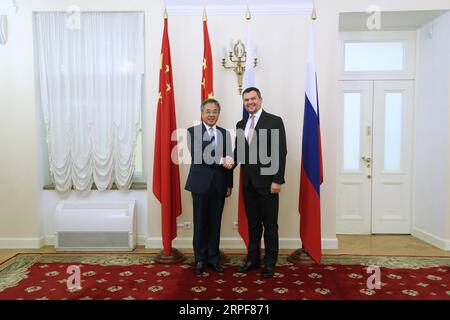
[222, 6, 258, 95]
[222, 40, 258, 95]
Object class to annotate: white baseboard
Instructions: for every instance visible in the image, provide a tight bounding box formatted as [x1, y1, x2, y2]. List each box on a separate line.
[412, 227, 450, 251]
[0, 237, 45, 249]
[45, 235, 55, 246]
[145, 237, 339, 250]
[137, 235, 146, 246]
[3, 235, 337, 251]
[322, 238, 339, 250]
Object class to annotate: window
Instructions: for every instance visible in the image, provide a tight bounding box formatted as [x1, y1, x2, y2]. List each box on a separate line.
[384, 92, 402, 171]
[34, 12, 146, 192]
[344, 41, 404, 71]
[343, 92, 361, 171]
[339, 31, 416, 80]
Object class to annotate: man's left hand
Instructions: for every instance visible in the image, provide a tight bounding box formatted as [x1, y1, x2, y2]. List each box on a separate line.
[270, 183, 281, 194]
[226, 188, 232, 197]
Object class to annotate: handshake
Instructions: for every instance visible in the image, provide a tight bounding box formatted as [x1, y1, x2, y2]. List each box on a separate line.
[221, 156, 235, 170]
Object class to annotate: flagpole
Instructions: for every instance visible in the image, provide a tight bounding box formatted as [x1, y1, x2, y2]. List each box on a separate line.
[154, 7, 186, 264]
[288, 4, 319, 266]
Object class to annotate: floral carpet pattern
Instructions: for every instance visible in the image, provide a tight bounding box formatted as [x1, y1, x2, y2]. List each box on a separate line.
[0, 254, 449, 300]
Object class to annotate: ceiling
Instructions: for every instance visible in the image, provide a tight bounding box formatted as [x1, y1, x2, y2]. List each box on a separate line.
[164, 0, 312, 5]
[340, 10, 448, 31]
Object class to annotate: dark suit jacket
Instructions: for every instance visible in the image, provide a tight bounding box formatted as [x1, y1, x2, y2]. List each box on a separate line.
[185, 124, 233, 196]
[234, 110, 287, 189]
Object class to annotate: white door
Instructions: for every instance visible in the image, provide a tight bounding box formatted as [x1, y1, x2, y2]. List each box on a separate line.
[371, 81, 414, 233]
[337, 81, 373, 234]
[337, 80, 414, 234]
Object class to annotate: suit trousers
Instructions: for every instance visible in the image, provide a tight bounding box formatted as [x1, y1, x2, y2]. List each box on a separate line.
[192, 177, 225, 265]
[243, 181, 279, 267]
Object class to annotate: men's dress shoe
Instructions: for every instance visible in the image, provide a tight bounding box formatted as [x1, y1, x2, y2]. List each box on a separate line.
[237, 261, 259, 273]
[262, 265, 275, 278]
[195, 262, 204, 275]
[207, 263, 224, 273]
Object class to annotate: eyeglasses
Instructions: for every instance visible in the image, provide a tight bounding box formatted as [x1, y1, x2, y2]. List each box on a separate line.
[203, 110, 219, 115]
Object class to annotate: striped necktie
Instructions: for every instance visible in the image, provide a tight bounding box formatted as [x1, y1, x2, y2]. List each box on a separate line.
[209, 127, 216, 147]
[247, 115, 255, 144]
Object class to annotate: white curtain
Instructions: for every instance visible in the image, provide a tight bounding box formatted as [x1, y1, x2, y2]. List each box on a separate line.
[34, 12, 144, 193]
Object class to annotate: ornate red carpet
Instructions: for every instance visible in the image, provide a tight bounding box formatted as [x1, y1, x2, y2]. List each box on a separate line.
[0, 254, 449, 300]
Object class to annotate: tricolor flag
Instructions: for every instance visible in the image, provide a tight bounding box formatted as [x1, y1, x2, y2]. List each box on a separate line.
[153, 13, 182, 256]
[299, 20, 323, 263]
[237, 9, 255, 248]
[201, 10, 214, 101]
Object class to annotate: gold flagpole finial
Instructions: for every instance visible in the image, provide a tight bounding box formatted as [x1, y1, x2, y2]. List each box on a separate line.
[311, 3, 317, 20]
[203, 8, 207, 21]
[245, 5, 251, 20]
[164, 7, 168, 19]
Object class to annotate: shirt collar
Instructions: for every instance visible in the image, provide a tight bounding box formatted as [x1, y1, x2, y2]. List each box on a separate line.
[203, 123, 217, 131]
[249, 108, 263, 120]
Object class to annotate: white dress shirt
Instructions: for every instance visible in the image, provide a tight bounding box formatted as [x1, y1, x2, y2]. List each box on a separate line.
[204, 123, 217, 145]
[244, 108, 263, 140]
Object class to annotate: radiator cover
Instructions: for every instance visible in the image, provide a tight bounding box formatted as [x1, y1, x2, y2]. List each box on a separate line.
[55, 201, 136, 252]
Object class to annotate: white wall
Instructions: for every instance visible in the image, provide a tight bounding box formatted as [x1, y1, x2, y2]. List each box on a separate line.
[156, 13, 314, 249]
[413, 11, 450, 249]
[0, 0, 40, 246]
[0, 0, 165, 248]
[2, 0, 450, 251]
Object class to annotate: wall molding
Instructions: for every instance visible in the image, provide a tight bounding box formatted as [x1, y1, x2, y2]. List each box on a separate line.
[5, 235, 338, 251]
[412, 227, 450, 251]
[167, 4, 312, 16]
[0, 237, 45, 249]
[45, 235, 55, 246]
[145, 237, 339, 250]
[322, 237, 339, 250]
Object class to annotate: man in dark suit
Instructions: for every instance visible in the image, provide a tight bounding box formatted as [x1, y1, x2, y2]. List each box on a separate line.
[225, 87, 287, 278]
[185, 99, 233, 275]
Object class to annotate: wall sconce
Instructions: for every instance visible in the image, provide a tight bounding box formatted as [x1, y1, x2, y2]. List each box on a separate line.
[222, 40, 258, 95]
[0, 0, 18, 45]
[0, 15, 7, 45]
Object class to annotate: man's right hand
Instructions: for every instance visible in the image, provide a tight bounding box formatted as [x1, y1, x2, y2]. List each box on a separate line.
[221, 156, 235, 170]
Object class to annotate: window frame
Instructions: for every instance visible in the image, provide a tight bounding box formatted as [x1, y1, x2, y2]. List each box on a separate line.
[133, 74, 147, 184]
[338, 31, 416, 80]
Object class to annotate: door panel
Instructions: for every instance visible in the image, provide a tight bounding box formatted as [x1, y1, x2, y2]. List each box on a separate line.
[371, 80, 414, 233]
[336, 81, 373, 234]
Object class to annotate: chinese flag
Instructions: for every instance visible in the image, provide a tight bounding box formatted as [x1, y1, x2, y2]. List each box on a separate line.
[153, 15, 182, 256]
[201, 14, 214, 101]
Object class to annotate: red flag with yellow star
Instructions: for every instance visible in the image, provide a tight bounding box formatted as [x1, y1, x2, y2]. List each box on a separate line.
[201, 13, 214, 101]
[153, 14, 182, 256]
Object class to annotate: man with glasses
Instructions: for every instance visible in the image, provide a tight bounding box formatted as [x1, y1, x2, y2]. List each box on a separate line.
[185, 99, 233, 275]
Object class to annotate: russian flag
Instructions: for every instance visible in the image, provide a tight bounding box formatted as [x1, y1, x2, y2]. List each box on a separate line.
[299, 20, 323, 263]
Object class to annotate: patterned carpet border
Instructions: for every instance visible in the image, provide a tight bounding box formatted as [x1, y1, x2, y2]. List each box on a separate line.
[2, 253, 450, 294]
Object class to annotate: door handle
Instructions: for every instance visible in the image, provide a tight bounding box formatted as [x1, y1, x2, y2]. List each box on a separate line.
[361, 156, 372, 163]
